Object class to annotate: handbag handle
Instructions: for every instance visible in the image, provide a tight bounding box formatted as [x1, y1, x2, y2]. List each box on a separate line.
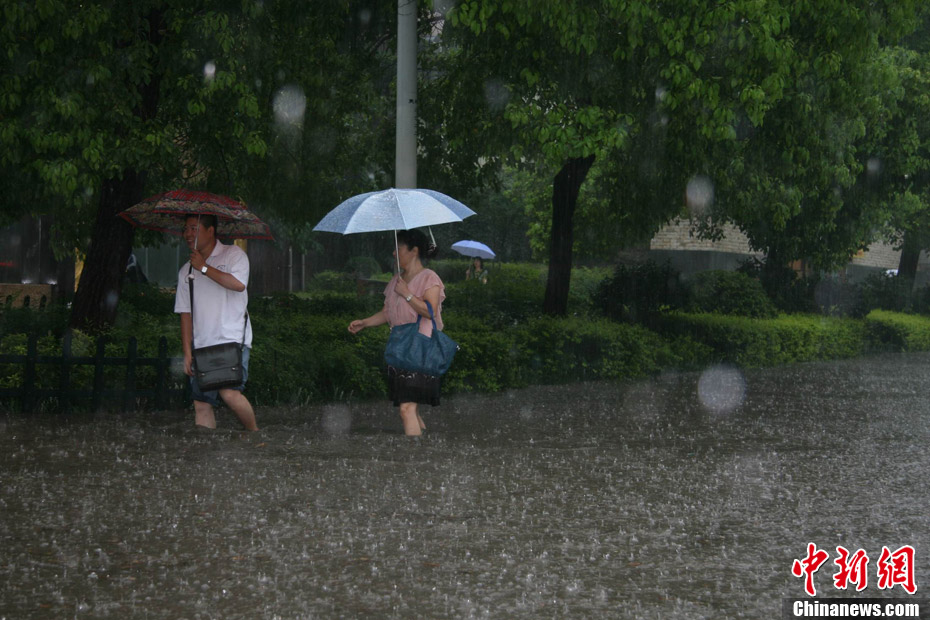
[417, 300, 440, 332]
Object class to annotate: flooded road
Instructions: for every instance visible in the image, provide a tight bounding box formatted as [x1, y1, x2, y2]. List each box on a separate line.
[2, 353, 929, 618]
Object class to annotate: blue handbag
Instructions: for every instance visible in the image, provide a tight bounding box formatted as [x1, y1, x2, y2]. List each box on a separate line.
[384, 301, 458, 376]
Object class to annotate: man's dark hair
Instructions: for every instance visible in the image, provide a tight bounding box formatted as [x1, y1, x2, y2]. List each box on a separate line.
[185, 213, 218, 233]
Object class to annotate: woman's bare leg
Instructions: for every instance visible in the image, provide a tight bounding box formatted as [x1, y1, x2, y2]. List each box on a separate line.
[399, 402, 422, 436]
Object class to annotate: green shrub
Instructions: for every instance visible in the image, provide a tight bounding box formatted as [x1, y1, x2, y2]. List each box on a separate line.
[119, 281, 177, 317]
[510, 316, 676, 383]
[863, 309, 930, 351]
[807, 275, 863, 317]
[444, 262, 547, 328]
[858, 274, 917, 315]
[0, 328, 185, 410]
[684, 270, 777, 318]
[428, 258, 472, 283]
[344, 256, 384, 278]
[738, 258, 818, 314]
[0, 301, 71, 338]
[441, 311, 522, 393]
[658, 312, 865, 367]
[304, 270, 357, 294]
[569, 266, 612, 316]
[593, 260, 683, 324]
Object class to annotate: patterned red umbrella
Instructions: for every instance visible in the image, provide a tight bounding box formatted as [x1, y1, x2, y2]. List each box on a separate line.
[119, 189, 274, 240]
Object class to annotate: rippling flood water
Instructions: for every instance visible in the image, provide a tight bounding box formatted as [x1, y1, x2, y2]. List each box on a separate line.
[2, 353, 929, 619]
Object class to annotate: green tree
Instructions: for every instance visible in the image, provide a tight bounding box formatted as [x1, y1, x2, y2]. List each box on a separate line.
[0, 1, 398, 329]
[863, 9, 930, 278]
[434, 0, 921, 314]
[703, 1, 921, 279]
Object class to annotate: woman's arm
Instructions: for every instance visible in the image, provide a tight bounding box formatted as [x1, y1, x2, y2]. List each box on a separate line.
[348, 307, 388, 334]
[403, 285, 441, 320]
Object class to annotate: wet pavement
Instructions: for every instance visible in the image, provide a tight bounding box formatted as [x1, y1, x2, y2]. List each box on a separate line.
[2, 353, 929, 619]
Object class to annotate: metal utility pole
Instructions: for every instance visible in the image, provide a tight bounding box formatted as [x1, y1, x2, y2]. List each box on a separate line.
[395, 0, 417, 189]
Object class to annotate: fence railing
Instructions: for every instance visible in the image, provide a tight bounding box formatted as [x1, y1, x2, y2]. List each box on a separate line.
[0, 333, 190, 413]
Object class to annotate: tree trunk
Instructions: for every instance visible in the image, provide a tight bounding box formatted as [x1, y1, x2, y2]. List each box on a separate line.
[69, 10, 164, 331]
[543, 155, 595, 316]
[69, 173, 146, 331]
[897, 230, 920, 280]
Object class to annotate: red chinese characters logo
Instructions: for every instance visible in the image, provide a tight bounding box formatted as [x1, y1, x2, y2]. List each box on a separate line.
[793, 543, 916, 596]
[877, 545, 916, 594]
[792, 543, 830, 596]
[833, 546, 869, 592]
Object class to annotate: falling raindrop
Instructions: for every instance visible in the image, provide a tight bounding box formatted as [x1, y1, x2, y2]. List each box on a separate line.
[867, 157, 882, 176]
[103, 290, 119, 312]
[483, 79, 510, 112]
[203, 61, 216, 82]
[697, 365, 745, 415]
[686, 175, 714, 214]
[273, 85, 307, 128]
[434, 0, 456, 17]
[321, 405, 352, 436]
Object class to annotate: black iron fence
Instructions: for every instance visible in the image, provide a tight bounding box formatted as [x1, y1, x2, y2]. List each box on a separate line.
[0, 333, 190, 413]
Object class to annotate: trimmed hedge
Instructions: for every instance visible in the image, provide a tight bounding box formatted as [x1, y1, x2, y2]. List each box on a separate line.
[10, 282, 930, 411]
[863, 309, 930, 352]
[658, 312, 866, 367]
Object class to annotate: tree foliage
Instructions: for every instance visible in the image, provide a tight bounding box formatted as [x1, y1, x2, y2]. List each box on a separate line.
[0, 0, 400, 328]
[434, 0, 923, 313]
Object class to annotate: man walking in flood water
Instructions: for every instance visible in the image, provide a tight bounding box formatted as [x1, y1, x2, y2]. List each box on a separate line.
[174, 214, 259, 431]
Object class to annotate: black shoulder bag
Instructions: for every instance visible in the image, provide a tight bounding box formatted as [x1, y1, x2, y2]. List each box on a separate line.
[189, 274, 248, 391]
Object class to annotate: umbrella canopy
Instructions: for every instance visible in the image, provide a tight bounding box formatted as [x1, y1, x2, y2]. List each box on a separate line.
[119, 190, 274, 240]
[451, 240, 495, 260]
[313, 188, 475, 234]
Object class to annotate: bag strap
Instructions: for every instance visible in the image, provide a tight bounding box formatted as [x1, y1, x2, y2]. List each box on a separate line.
[422, 300, 439, 332]
[189, 268, 249, 349]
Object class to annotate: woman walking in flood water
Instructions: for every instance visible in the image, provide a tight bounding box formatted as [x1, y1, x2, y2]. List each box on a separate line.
[348, 229, 446, 436]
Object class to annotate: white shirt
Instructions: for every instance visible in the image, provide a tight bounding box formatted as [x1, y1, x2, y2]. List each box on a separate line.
[174, 241, 253, 349]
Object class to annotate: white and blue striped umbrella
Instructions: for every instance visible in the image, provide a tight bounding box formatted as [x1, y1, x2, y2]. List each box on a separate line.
[313, 188, 475, 234]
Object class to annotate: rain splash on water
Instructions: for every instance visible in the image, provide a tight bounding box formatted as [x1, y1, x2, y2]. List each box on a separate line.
[1, 353, 929, 618]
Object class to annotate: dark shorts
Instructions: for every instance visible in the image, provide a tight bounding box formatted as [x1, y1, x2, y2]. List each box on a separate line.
[387, 365, 441, 407]
[191, 346, 250, 406]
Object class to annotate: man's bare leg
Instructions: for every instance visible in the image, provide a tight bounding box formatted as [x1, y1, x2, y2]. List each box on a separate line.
[194, 400, 216, 429]
[219, 389, 259, 431]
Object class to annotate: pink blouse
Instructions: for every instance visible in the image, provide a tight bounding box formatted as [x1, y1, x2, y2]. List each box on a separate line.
[383, 269, 445, 335]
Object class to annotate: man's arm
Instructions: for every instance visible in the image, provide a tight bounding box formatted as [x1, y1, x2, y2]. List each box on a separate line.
[188, 249, 247, 292]
[200, 265, 245, 292]
[180, 312, 194, 376]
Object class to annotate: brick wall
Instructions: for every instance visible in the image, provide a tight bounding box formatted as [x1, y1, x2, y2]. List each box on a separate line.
[649, 218, 762, 256]
[649, 218, 902, 270]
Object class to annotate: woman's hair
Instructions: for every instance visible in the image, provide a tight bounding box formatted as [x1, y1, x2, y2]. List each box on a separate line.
[473, 257, 484, 269]
[396, 228, 439, 260]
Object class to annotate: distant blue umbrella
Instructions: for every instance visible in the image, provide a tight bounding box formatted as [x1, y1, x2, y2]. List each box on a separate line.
[451, 240, 496, 260]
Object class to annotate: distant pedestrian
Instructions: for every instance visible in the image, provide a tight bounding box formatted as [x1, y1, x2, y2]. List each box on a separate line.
[465, 256, 488, 284]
